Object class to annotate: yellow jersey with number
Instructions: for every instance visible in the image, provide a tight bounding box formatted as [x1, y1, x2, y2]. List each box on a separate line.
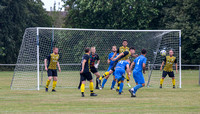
[163, 56, 177, 72]
[47, 53, 59, 70]
[117, 46, 130, 61]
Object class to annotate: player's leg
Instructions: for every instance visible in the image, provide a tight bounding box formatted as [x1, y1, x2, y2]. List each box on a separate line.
[78, 76, 82, 89]
[118, 77, 125, 95]
[99, 70, 113, 81]
[51, 70, 58, 92]
[99, 61, 117, 81]
[87, 72, 97, 96]
[130, 72, 145, 97]
[169, 71, 176, 88]
[52, 76, 57, 92]
[94, 72, 100, 89]
[116, 81, 121, 92]
[111, 75, 116, 90]
[101, 66, 113, 89]
[80, 73, 86, 97]
[45, 69, 53, 92]
[160, 71, 167, 88]
[126, 73, 131, 87]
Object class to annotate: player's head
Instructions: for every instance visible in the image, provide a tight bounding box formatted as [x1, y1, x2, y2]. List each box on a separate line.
[53, 47, 58, 54]
[112, 45, 117, 52]
[122, 39, 128, 47]
[169, 49, 174, 56]
[129, 47, 135, 55]
[91, 47, 96, 53]
[85, 47, 90, 53]
[141, 49, 147, 56]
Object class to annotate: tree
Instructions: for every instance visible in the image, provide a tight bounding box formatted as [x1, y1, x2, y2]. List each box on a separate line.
[0, 0, 52, 64]
[63, 0, 163, 29]
[162, 0, 200, 64]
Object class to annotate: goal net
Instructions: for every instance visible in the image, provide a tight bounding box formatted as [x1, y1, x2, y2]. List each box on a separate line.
[11, 28, 181, 90]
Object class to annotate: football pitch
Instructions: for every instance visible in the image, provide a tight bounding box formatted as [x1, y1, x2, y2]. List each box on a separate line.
[0, 71, 200, 113]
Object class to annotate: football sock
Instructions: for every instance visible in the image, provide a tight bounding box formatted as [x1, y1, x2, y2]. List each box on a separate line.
[117, 81, 121, 90]
[119, 82, 124, 93]
[96, 78, 99, 87]
[89, 82, 94, 93]
[133, 84, 143, 94]
[160, 78, 164, 85]
[52, 81, 57, 90]
[100, 72, 110, 80]
[172, 79, 176, 86]
[111, 80, 116, 88]
[102, 79, 107, 88]
[126, 73, 129, 83]
[81, 83, 85, 93]
[46, 79, 50, 88]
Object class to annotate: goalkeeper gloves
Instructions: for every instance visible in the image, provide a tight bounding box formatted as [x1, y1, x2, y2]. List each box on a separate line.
[94, 64, 99, 68]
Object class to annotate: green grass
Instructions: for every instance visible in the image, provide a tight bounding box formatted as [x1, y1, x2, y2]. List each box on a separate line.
[0, 71, 200, 113]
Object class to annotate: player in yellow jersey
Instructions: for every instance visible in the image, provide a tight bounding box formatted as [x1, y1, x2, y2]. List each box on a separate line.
[160, 49, 178, 88]
[44, 47, 61, 92]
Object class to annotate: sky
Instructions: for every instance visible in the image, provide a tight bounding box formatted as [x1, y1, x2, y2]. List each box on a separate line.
[41, 0, 64, 11]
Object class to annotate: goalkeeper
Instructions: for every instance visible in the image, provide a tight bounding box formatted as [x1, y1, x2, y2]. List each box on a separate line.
[44, 47, 61, 92]
[160, 49, 178, 88]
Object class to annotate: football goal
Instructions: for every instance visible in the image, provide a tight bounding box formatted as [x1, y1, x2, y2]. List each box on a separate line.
[10, 28, 181, 90]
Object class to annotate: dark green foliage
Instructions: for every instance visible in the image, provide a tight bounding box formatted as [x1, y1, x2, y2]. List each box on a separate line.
[63, 0, 200, 64]
[0, 0, 52, 63]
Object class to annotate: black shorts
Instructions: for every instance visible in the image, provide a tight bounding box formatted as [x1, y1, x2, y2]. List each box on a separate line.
[111, 61, 118, 71]
[80, 72, 93, 81]
[47, 69, 57, 77]
[90, 67, 98, 74]
[162, 71, 174, 78]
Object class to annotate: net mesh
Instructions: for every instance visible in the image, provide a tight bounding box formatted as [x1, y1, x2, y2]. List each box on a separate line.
[11, 28, 180, 90]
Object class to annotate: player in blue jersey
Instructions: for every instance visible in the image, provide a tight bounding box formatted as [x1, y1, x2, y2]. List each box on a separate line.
[101, 46, 119, 90]
[115, 60, 131, 95]
[129, 49, 147, 97]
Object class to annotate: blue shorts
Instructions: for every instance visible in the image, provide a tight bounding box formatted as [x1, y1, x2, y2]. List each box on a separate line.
[133, 70, 145, 84]
[107, 65, 115, 76]
[115, 68, 125, 81]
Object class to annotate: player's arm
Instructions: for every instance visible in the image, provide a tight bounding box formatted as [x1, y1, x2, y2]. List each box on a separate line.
[143, 58, 147, 74]
[112, 52, 124, 61]
[95, 54, 100, 68]
[143, 63, 146, 74]
[126, 64, 131, 79]
[44, 55, 50, 71]
[80, 59, 86, 73]
[175, 58, 178, 73]
[107, 59, 110, 64]
[57, 62, 61, 72]
[130, 61, 135, 71]
[160, 57, 166, 71]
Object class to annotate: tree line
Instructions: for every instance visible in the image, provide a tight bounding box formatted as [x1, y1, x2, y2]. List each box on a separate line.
[0, 0, 199, 64]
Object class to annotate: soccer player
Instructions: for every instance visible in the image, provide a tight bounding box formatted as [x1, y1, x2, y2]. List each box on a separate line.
[160, 49, 178, 88]
[129, 49, 147, 97]
[99, 47, 136, 89]
[78, 47, 101, 89]
[44, 47, 61, 92]
[115, 60, 131, 95]
[80, 47, 97, 97]
[101, 46, 119, 90]
[111, 39, 132, 87]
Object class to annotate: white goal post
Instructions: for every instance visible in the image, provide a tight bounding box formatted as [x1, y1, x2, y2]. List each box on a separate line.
[11, 28, 181, 90]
